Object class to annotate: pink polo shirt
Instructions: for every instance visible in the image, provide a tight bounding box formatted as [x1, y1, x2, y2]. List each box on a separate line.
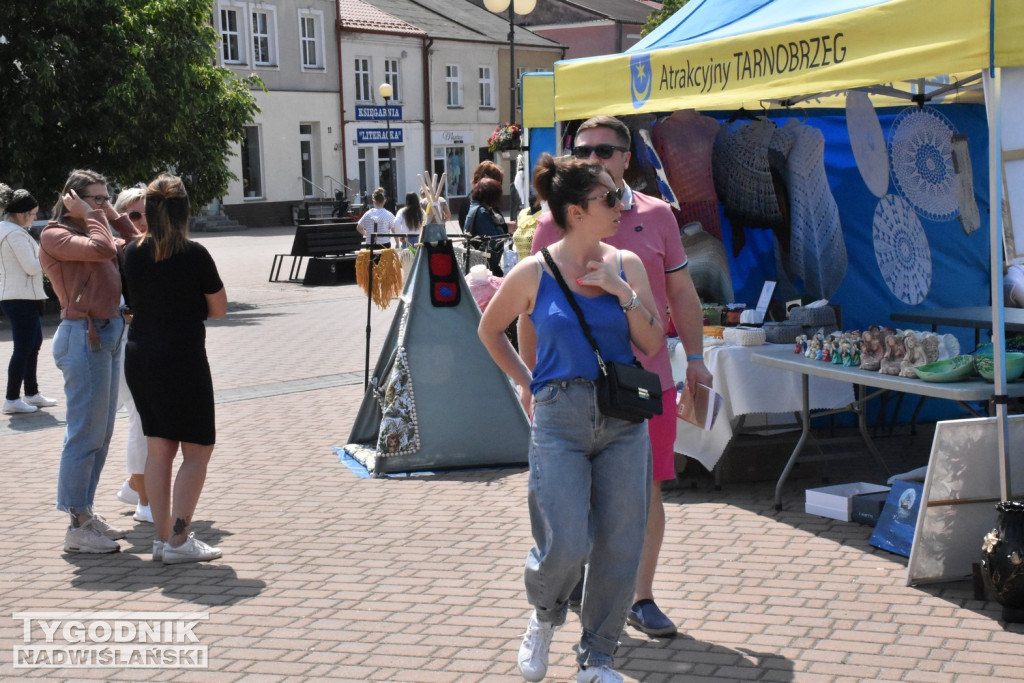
[531, 185, 687, 390]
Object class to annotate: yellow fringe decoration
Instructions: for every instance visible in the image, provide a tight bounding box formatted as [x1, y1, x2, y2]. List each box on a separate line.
[356, 248, 403, 310]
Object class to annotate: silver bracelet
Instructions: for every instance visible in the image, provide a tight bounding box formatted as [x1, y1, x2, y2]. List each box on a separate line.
[620, 290, 639, 312]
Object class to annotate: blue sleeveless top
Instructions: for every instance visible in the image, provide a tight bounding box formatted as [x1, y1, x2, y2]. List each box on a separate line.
[529, 263, 635, 395]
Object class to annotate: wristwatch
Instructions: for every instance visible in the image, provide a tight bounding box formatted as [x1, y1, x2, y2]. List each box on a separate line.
[620, 290, 639, 312]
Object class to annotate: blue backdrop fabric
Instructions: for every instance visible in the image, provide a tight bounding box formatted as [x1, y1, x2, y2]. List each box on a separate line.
[715, 104, 989, 357]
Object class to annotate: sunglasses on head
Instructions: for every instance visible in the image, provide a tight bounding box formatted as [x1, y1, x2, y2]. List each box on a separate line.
[585, 187, 623, 208]
[572, 144, 629, 160]
[128, 211, 144, 221]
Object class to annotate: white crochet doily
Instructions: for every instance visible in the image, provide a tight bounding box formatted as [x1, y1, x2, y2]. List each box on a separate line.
[846, 91, 889, 198]
[873, 194, 932, 305]
[888, 106, 959, 222]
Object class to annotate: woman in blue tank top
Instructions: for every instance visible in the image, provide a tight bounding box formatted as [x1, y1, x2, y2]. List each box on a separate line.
[478, 154, 663, 683]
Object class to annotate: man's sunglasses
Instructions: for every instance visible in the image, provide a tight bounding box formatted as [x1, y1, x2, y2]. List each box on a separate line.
[585, 187, 624, 208]
[572, 144, 629, 160]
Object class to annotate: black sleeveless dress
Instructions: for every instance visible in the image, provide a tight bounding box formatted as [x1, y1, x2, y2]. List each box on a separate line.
[123, 239, 223, 445]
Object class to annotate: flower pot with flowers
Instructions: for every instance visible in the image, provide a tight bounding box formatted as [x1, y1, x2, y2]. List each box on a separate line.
[488, 122, 522, 155]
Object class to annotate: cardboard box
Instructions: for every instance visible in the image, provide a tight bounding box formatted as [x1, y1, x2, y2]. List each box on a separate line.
[851, 490, 891, 527]
[805, 482, 891, 521]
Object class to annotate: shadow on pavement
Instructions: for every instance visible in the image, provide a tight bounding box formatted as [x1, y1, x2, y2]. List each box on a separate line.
[616, 630, 794, 680]
[206, 310, 287, 328]
[63, 521, 265, 606]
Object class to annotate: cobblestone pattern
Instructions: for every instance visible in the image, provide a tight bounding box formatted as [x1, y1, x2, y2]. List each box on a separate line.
[1, 227, 1022, 681]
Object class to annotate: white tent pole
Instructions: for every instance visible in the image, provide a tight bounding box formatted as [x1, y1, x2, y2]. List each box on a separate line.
[988, 65, 1011, 501]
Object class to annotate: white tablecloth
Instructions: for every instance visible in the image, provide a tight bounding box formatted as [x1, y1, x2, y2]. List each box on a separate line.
[670, 340, 856, 471]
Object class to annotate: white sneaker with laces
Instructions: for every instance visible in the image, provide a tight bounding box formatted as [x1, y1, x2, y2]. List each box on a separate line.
[2, 398, 38, 414]
[117, 480, 139, 506]
[162, 533, 222, 565]
[133, 503, 153, 523]
[152, 540, 164, 562]
[577, 665, 624, 683]
[64, 520, 120, 554]
[23, 393, 58, 407]
[518, 611, 556, 682]
[88, 513, 127, 540]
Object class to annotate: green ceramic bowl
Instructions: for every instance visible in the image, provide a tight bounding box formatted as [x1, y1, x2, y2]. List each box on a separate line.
[914, 355, 977, 382]
[972, 350, 1024, 382]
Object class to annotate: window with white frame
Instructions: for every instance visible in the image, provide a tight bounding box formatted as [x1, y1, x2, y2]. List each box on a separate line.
[384, 59, 401, 102]
[354, 57, 371, 102]
[241, 126, 263, 198]
[219, 4, 245, 64]
[478, 66, 494, 109]
[298, 9, 324, 69]
[251, 7, 277, 67]
[445, 65, 462, 107]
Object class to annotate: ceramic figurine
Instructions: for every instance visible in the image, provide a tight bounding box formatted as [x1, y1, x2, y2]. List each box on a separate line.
[845, 340, 861, 367]
[795, 335, 805, 354]
[859, 327, 885, 371]
[879, 333, 906, 375]
[833, 341, 846, 364]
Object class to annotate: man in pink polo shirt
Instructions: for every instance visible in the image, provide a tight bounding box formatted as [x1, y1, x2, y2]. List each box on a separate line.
[522, 115, 712, 638]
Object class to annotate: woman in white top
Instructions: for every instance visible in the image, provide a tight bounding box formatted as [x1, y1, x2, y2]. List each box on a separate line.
[356, 187, 396, 247]
[393, 192, 424, 247]
[0, 184, 58, 414]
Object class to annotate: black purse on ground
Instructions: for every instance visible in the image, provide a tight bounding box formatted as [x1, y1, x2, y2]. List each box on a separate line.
[540, 248, 662, 423]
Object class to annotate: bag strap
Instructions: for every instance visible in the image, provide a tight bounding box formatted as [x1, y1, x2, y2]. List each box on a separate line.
[539, 247, 607, 376]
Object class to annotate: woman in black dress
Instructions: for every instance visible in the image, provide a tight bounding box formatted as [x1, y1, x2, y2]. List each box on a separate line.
[124, 175, 227, 565]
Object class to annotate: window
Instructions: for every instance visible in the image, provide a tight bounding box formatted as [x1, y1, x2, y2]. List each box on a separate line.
[384, 59, 401, 102]
[241, 126, 263, 198]
[435, 147, 467, 197]
[354, 57, 371, 101]
[298, 9, 324, 69]
[219, 6, 243, 64]
[251, 8, 277, 67]
[478, 66, 493, 109]
[445, 65, 462, 107]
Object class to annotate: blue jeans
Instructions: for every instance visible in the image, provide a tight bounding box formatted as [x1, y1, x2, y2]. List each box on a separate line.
[1, 300, 43, 400]
[53, 317, 125, 513]
[524, 380, 651, 669]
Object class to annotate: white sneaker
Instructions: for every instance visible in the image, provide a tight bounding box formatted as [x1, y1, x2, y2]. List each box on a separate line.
[2, 398, 38, 414]
[64, 520, 120, 554]
[152, 540, 164, 562]
[518, 612, 556, 682]
[577, 665, 624, 683]
[23, 393, 58, 407]
[163, 533, 222, 565]
[88, 513, 127, 540]
[133, 504, 153, 523]
[116, 480, 139, 506]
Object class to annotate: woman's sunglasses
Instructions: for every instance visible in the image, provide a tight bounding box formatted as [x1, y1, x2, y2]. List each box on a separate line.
[128, 211, 144, 221]
[572, 144, 629, 160]
[585, 187, 623, 208]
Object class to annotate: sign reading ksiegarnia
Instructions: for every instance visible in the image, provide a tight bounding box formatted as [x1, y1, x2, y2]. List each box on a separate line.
[12, 612, 209, 668]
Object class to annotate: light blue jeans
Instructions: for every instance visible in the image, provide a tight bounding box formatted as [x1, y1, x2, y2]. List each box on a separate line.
[524, 380, 651, 669]
[53, 317, 125, 514]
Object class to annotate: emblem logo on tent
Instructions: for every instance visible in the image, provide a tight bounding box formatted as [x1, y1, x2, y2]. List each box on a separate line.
[630, 53, 652, 109]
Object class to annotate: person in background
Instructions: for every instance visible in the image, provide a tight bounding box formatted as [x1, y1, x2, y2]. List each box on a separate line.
[123, 174, 226, 565]
[356, 187, 396, 247]
[393, 192, 424, 247]
[40, 169, 142, 553]
[0, 184, 58, 415]
[464, 178, 508, 275]
[479, 153, 663, 683]
[458, 160, 504, 228]
[512, 194, 544, 262]
[111, 185, 152, 523]
[526, 115, 713, 638]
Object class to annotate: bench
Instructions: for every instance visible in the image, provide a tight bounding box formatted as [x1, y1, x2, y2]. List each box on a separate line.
[268, 221, 364, 283]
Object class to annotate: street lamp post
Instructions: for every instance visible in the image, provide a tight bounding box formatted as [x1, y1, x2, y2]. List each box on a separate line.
[378, 82, 395, 213]
[483, 0, 536, 129]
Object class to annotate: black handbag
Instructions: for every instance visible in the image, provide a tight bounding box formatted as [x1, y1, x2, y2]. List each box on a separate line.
[540, 248, 663, 423]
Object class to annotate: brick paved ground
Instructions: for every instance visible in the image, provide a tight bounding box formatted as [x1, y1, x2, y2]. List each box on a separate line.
[1, 226, 1023, 682]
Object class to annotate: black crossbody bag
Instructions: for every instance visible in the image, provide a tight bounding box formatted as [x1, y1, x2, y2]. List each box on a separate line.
[540, 247, 662, 423]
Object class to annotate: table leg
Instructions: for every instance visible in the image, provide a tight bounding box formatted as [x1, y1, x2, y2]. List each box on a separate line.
[775, 374, 811, 510]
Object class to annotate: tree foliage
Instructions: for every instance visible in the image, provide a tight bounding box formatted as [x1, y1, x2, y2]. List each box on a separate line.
[641, 0, 690, 39]
[0, 0, 262, 209]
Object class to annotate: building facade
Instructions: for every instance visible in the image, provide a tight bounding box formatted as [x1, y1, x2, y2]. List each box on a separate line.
[214, 0, 343, 226]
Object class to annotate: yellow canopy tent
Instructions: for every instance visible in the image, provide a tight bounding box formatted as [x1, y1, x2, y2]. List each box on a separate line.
[552, 0, 1024, 509]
